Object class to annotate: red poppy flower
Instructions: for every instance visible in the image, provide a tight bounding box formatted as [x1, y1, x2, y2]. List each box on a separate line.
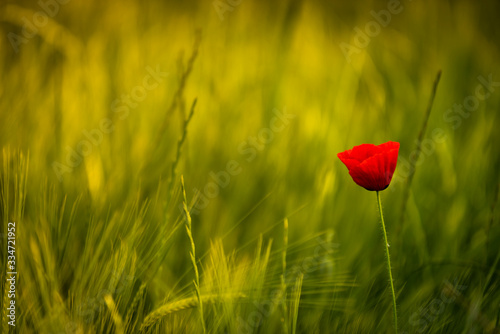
[337, 141, 400, 191]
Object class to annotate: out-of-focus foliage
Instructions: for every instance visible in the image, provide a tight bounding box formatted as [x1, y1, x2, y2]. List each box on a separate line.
[1, 0, 499, 332]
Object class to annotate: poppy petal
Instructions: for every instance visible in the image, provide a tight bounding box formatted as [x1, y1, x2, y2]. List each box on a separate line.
[337, 141, 400, 191]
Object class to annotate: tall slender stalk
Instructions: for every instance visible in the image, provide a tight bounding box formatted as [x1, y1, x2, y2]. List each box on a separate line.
[376, 191, 398, 332]
[156, 31, 201, 142]
[168, 98, 197, 203]
[181, 175, 206, 333]
[399, 70, 442, 229]
[281, 218, 289, 334]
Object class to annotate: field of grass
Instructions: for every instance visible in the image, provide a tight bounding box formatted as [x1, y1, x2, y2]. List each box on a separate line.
[1, 0, 500, 333]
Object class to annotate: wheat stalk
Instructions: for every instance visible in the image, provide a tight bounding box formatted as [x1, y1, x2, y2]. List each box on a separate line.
[181, 175, 206, 333]
[139, 293, 246, 332]
[124, 282, 147, 331]
[104, 294, 124, 334]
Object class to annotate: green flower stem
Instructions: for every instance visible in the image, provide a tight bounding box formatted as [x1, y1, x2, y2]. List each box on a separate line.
[376, 191, 398, 332]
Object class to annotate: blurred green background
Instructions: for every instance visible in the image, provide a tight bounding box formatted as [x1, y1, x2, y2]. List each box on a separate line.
[1, 0, 500, 333]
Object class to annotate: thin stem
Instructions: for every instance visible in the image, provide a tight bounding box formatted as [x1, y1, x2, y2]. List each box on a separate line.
[181, 175, 206, 333]
[399, 70, 442, 229]
[167, 98, 197, 203]
[281, 218, 289, 334]
[376, 191, 398, 332]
